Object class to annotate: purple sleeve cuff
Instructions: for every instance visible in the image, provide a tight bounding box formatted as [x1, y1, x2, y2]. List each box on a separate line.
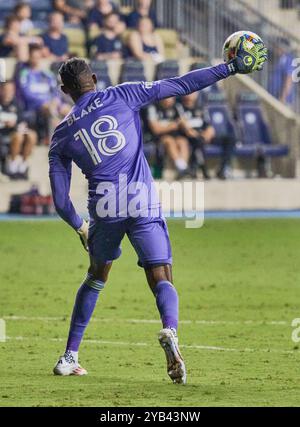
[49, 170, 83, 230]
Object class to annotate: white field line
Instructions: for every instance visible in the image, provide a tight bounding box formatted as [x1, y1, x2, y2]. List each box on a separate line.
[2, 316, 288, 326]
[5, 335, 299, 355]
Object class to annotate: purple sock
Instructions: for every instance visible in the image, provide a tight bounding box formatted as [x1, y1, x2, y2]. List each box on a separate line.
[154, 281, 179, 331]
[66, 275, 104, 352]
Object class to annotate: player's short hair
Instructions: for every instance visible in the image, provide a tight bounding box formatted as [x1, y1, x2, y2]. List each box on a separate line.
[59, 58, 94, 92]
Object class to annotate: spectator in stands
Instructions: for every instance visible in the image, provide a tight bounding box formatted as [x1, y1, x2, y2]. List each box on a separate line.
[0, 15, 29, 62]
[53, 0, 93, 24]
[147, 97, 190, 179]
[126, 0, 158, 28]
[14, 2, 34, 35]
[16, 45, 60, 145]
[0, 81, 37, 179]
[42, 12, 69, 61]
[88, 0, 123, 31]
[90, 13, 125, 60]
[176, 92, 215, 180]
[269, 38, 296, 106]
[128, 17, 164, 63]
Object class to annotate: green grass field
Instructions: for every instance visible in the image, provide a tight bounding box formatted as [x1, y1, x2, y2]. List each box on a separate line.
[1, 219, 300, 407]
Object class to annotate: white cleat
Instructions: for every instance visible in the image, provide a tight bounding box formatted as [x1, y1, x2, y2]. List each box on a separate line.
[158, 328, 187, 385]
[53, 351, 88, 376]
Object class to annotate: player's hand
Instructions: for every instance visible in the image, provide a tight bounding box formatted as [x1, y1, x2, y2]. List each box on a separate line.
[77, 220, 89, 252]
[228, 35, 268, 75]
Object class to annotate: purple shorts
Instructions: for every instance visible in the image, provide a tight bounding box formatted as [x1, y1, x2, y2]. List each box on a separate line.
[88, 216, 172, 268]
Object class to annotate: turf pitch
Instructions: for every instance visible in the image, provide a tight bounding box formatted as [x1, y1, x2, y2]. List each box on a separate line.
[0, 219, 300, 407]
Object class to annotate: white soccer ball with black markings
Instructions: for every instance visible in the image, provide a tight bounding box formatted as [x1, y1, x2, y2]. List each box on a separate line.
[223, 31, 263, 62]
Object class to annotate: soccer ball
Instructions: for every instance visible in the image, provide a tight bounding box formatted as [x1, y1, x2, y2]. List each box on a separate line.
[223, 31, 263, 62]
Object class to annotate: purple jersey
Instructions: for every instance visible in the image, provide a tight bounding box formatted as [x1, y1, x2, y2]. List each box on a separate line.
[17, 66, 57, 111]
[49, 64, 230, 229]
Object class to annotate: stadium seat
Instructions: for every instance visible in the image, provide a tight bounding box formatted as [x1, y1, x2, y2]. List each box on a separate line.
[205, 92, 237, 158]
[236, 93, 289, 158]
[121, 29, 133, 46]
[88, 27, 101, 41]
[156, 29, 179, 60]
[89, 60, 112, 90]
[64, 27, 87, 58]
[0, 0, 17, 13]
[26, 0, 52, 21]
[120, 59, 146, 83]
[156, 60, 179, 80]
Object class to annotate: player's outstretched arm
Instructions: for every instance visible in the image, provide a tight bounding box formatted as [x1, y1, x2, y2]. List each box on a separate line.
[115, 37, 267, 110]
[158, 37, 267, 100]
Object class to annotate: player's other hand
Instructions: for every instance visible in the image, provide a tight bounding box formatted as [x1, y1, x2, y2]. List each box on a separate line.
[228, 35, 268, 75]
[77, 220, 89, 252]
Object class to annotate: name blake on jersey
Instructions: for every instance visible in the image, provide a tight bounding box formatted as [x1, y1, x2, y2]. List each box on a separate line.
[67, 97, 104, 126]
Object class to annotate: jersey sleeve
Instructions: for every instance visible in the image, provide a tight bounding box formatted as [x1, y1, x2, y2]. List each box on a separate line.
[114, 64, 231, 111]
[49, 131, 83, 230]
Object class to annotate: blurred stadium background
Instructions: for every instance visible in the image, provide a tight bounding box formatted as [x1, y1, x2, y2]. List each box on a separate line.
[2, 0, 300, 408]
[1, 0, 300, 216]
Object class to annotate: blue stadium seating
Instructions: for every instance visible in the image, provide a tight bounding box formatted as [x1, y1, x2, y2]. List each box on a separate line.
[0, 0, 52, 25]
[156, 60, 179, 80]
[205, 92, 237, 158]
[25, 0, 52, 21]
[0, 0, 17, 22]
[236, 93, 289, 158]
[120, 59, 146, 83]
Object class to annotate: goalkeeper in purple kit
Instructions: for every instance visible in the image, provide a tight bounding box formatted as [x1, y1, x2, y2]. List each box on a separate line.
[49, 36, 267, 383]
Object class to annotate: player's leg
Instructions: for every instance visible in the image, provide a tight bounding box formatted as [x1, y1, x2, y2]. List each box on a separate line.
[17, 130, 37, 177]
[145, 264, 177, 330]
[54, 220, 125, 376]
[127, 217, 186, 384]
[53, 260, 112, 376]
[175, 136, 190, 166]
[198, 126, 215, 179]
[161, 135, 188, 175]
[201, 125, 215, 144]
[145, 264, 186, 384]
[6, 132, 24, 176]
[217, 135, 235, 180]
[65, 259, 112, 355]
[22, 129, 37, 161]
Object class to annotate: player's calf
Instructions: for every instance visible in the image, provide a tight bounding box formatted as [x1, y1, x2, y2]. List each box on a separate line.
[148, 273, 186, 384]
[53, 269, 109, 377]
